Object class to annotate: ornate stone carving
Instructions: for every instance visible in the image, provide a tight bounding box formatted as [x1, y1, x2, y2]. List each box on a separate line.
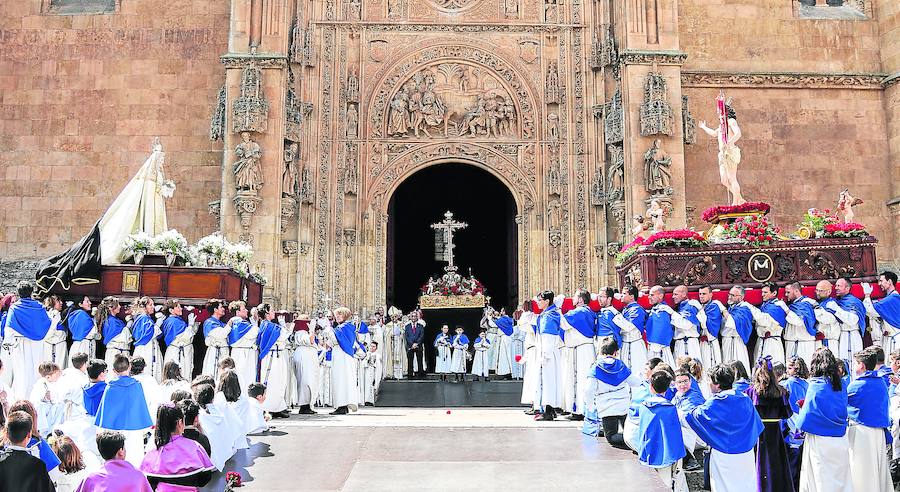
[644, 139, 672, 197]
[682, 95, 696, 145]
[547, 112, 559, 141]
[298, 163, 313, 204]
[604, 84, 624, 144]
[606, 144, 624, 204]
[590, 167, 604, 206]
[387, 0, 403, 19]
[233, 192, 262, 243]
[281, 196, 297, 233]
[385, 64, 521, 139]
[346, 104, 359, 138]
[640, 69, 674, 137]
[681, 70, 886, 89]
[544, 0, 558, 22]
[427, 0, 477, 11]
[344, 143, 359, 195]
[208, 200, 221, 224]
[545, 61, 561, 104]
[346, 68, 359, 103]
[283, 141, 299, 198]
[285, 68, 304, 143]
[600, 24, 618, 68]
[547, 199, 562, 248]
[232, 59, 270, 134]
[348, 0, 361, 19]
[517, 39, 539, 64]
[282, 240, 298, 256]
[299, 242, 311, 255]
[209, 85, 226, 141]
[234, 133, 263, 193]
[504, 0, 519, 19]
[547, 151, 561, 197]
[370, 45, 537, 140]
[313, 28, 335, 311]
[620, 50, 688, 66]
[289, 17, 314, 66]
[343, 228, 357, 249]
[606, 242, 621, 258]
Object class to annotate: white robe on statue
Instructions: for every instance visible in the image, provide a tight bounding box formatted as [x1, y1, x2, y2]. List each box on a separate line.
[259, 322, 291, 413]
[228, 318, 259, 393]
[291, 330, 319, 407]
[799, 434, 852, 492]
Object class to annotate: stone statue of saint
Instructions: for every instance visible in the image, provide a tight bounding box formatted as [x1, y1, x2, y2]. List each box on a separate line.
[643, 138, 671, 196]
[647, 199, 666, 233]
[388, 92, 410, 136]
[546, 61, 561, 104]
[283, 141, 299, 198]
[346, 68, 359, 102]
[547, 112, 559, 141]
[699, 96, 745, 205]
[234, 132, 262, 193]
[346, 104, 359, 138]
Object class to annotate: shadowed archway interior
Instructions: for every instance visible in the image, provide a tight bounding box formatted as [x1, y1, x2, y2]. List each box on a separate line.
[386, 162, 518, 312]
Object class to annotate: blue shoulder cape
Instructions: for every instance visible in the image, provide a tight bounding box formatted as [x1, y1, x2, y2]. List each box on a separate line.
[131, 313, 156, 347]
[227, 318, 253, 345]
[257, 320, 281, 360]
[563, 306, 597, 339]
[83, 381, 107, 416]
[495, 316, 515, 336]
[703, 302, 723, 338]
[333, 321, 358, 356]
[874, 293, 900, 327]
[202, 316, 225, 337]
[637, 396, 686, 467]
[597, 308, 622, 347]
[622, 302, 647, 334]
[847, 371, 890, 428]
[453, 334, 470, 346]
[0, 311, 6, 340]
[66, 309, 95, 341]
[357, 321, 369, 335]
[686, 390, 764, 454]
[101, 316, 126, 345]
[538, 304, 561, 336]
[727, 304, 754, 344]
[94, 376, 153, 430]
[760, 300, 788, 328]
[161, 315, 188, 346]
[433, 332, 451, 347]
[789, 298, 818, 337]
[733, 379, 751, 395]
[591, 357, 631, 386]
[673, 381, 706, 414]
[474, 336, 491, 345]
[28, 437, 61, 472]
[836, 294, 867, 336]
[5, 298, 51, 341]
[779, 377, 809, 414]
[646, 304, 674, 346]
[678, 301, 701, 330]
[796, 376, 848, 437]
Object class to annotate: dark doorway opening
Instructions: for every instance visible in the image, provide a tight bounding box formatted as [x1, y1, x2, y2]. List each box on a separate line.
[386, 163, 518, 312]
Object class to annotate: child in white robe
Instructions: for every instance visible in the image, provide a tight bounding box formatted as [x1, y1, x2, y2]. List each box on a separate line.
[43, 296, 68, 369]
[201, 299, 230, 381]
[193, 382, 246, 471]
[847, 347, 892, 491]
[257, 308, 291, 418]
[216, 370, 267, 436]
[471, 329, 491, 380]
[247, 382, 272, 433]
[450, 327, 470, 382]
[130, 297, 164, 382]
[29, 361, 66, 437]
[434, 325, 452, 381]
[129, 356, 162, 423]
[364, 342, 381, 405]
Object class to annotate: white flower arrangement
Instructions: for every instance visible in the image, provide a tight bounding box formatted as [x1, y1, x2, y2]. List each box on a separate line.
[121, 230, 261, 281]
[226, 242, 254, 265]
[154, 229, 189, 257]
[196, 232, 229, 259]
[122, 231, 155, 259]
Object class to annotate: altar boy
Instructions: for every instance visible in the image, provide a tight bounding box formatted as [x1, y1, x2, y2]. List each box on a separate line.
[636, 369, 688, 491]
[847, 347, 892, 491]
[93, 354, 153, 467]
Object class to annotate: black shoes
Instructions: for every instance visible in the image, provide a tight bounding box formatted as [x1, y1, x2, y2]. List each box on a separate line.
[271, 410, 292, 419]
[330, 406, 349, 415]
[566, 414, 584, 421]
[298, 405, 316, 415]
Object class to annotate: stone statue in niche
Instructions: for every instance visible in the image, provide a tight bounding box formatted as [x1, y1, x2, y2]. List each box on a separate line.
[547, 158, 561, 197]
[606, 144, 624, 202]
[643, 138, 672, 196]
[547, 112, 559, 141]
[232, 61, 269, 134]
[547, 199, 562, 247]
[639, 69, 675, 137]
[699, 94, 745, 205]
[283, 141, 300, 198]
[347, 69, 359, 103]
[647, 199, 667, 233]
[544, 0, 558, 22]
[348, 0, 361, 19]
[545, 61, 561, 104]
[346, 104, 359, 138]
[504, 0, 518, 18]
[234, 132, 263, 193]
[388, 0, 402, 18]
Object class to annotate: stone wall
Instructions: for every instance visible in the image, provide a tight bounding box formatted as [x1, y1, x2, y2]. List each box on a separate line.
[0, 0, 228, 260]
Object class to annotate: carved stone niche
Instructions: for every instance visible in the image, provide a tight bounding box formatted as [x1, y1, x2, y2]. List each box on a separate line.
[639, 69, 675, 137]
[604, 85, 624, 145]
[209, 85, 226, 141]
[233, 60, 270, 134]
[285, 69, 304, 143]
[682, 95, 696, 145]
[281, 196, 297, 233]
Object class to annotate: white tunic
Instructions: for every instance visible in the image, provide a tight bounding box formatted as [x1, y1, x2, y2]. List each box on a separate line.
[43, 309, 68, 369]
[672, 300, 703, 363]
[518, 312, 538, 404]
[471, 337, 491, 377]
[699, 301, 725, 380]
[259, 322, 291, 413]
[163, 319, 196, 380]
[617, 312, 648, 372]
[7, 313, 59, 399]
[751, 301, 787, 365]
[539, 331, 564, 410]
[331, 344, 360, 409]
[199, 401, 247, 471]
[710, 449, 757, 492]
[228, 317, 259, 393]
[510, 325, 525, 379]
[848, 423, 892, 492]
[720, 302, 752, 371]
[559, 315, 596, 415]
[810, 300, 841, 358]
[450, 334, 469, 374]
[866, 296, 900, 355]
[69, 322, 99, 364]
[434, 333, 452, 374]
[132, 318, 163, 382]
[799, 433, 852, 492]
[291, 330, 319, 407]
[202, 318, 231, 381]
[822, 297, 863, 365]
[589, 356, 643, 417]
[783, 298, 822, 367]
[363, 352, 381, 404]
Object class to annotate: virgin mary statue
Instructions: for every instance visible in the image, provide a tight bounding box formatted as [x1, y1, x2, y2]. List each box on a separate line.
[36, 138, 175, 292]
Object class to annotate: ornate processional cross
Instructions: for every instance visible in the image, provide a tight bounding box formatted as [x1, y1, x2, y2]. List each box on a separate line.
[431, 211, 467, 270]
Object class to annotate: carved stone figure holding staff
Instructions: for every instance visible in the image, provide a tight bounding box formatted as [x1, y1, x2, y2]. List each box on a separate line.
[699, 93, 745, 205]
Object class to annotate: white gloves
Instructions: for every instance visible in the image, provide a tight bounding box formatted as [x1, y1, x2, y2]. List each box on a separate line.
[277, 315, 286, 326]
[862, 282, 874, 297]
[187, 313, 197, 327]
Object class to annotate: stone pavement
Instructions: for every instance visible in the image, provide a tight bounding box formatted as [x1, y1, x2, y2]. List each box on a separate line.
[202, 407, 669, 492]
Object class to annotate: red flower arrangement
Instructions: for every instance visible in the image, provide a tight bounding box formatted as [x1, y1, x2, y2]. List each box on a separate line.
[722, 215, 780, 247]
[822, 222, 868, 238]
[225, 471, 243, 490]
[619, 236, 645, 252]
[701, 201, 771, 224]
[644, 229, 707, 249]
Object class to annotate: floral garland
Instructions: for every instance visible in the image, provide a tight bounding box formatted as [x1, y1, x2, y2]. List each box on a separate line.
[721, 216, 780, 247]
[615, 236, 646, 265]
[701, 201, 771, 223]
[421, 273, 486, 297]
[823, 222, 868, 238]
[800, 208, 839, 232]
[644, 229, 707, 249]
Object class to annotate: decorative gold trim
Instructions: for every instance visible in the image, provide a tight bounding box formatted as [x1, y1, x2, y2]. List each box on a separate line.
[419, 294, 489, 309]
[681, 70, 886, 90]
[122, 272, 140, 293]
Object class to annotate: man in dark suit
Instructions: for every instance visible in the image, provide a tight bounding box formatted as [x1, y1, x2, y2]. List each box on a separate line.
[405, 311, 426, 379]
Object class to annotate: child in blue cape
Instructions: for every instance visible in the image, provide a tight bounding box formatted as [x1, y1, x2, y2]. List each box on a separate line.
[589, 337, 643, 449]
[847, 346, 892, 491]
[636, 368, 687, 491]
[93, 354, 153, 467]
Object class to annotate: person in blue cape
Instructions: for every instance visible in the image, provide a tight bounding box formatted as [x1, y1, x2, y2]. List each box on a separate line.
[226, 300, 259, 393]
[645, 286, 678, 367]
[746, 357, 794, 492]
[94, 353, 153, 467]
[491, 311, 517, 379]
[671, 286, 703, 363]
[256, 304, 291, 418]
[560, 290, 599, 419]
[727, 360, 752, 394]
[596, 287, 624, 348]
[779, 355, 809, 486]
[589, 337, 643, 449]
[672, 369, 706, 414]
[619, 285, 649, 372]
[471, 329, 492, 381]
[5, 281, 54, 399]
[623, 357, 672, 451]
[66, 296, 98, 363]
[754, 283, 788, 364]
[846, 346, 892, 491]
[795, 347, 849, 492]
[721, 285, 754, 373]
[533, 290, 564, 421]
[83, 359, 108, 418]
[201, 298, 230, 380]
[697, 285, 725, 382]
[130, 296, 164, 382]
[820, 278, 866, 366]
[685, 363, 763, 492]
[864, 271, 900, 355]
[433, 324, 452, 381]
[330, 307, 364, 415]
[449, 326, 469, 383]
[96, 296, 130, 370]
[637, 369, 688, 491]
[783, 282, 822, 367]
[161, 299, 197, 380]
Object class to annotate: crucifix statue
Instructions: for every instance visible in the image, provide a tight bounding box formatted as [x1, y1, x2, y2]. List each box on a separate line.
[431, 211, 467, 270]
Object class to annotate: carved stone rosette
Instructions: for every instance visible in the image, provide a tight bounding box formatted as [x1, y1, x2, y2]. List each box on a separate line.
[233, 192, 262, 242]
[639, 70, 674, 137]
[232, 60, 270, 134]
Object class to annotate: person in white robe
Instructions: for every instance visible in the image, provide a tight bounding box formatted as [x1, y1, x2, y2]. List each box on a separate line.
[355, 317, 372, 405]
[510, 317, 525, 380]
[5, 282, 57, 399]
[0, 293, 18, 389]
[28, 362, 66, 436]
[98, 297, 131, 370]
[316, 323, 334, 408]
[368, 315, 387, 392]
[194, 382, 246, 471]
[820, 278, 865, 366]
[670, 286, 703, 363]
[536, 291, 564, 420]
[383, 307, 406, 380]
[481, 310, 499, 374]
[488, 309, 515, 379]
[329, 307, 363, 414]
[589, 337, 644, 449]
[216, 370, 266, 435]
[201, 299, 230, 381]
[42, 296, 68, 369]
[128, 356, 162, 423]
[846, 347, 893, 492]
[720, 286, 753, 371]
[517, 304, 539, 408]
[130, 297, 164, 382]
[560, 290, 598, 419]
[292, 323, 320, 414]
[226, 301, 259, 393]
[257, 308, 291, 418]
[433, 324, 452, 381]
[782, 283, 823, 366]
[750, 283, 788, 364]
[363, 342, 381, 405]
[471, 330, 491, 380]
[66, 297, 99, 363]
[161, 302, 196, 380]
[450, 326, 469, 382]
[619, 286, 649, 372]
[863, 273, 900, 355]
[813, 280, 842, 357]
[697, 286, 724, 381]
[645, 286, 681, 368]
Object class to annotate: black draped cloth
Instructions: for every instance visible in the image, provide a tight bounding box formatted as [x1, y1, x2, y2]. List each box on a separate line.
[34, 221, 101, 293]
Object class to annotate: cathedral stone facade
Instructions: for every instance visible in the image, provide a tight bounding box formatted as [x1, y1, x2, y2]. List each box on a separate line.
[1, 0, 898, 312]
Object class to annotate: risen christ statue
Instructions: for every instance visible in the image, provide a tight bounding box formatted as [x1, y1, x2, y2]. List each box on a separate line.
[699, 95, 745, 205]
